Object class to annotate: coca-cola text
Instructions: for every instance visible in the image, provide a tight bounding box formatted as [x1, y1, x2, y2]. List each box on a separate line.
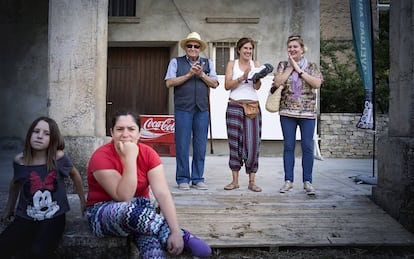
[142, 117, 175, 133]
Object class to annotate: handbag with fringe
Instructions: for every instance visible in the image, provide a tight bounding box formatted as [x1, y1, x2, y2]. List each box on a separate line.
[265, 85, 283, 113]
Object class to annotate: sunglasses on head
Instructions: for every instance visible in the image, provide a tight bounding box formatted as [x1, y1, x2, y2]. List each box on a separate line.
[288, 35, 301, 40]
[186, 44, 201, 49]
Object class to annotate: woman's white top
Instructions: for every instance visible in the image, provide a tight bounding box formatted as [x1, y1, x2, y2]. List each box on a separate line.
[229, 59, 259, 101]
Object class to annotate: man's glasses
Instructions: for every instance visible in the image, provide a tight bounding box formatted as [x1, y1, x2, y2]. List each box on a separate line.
[186, 44, 201, 49]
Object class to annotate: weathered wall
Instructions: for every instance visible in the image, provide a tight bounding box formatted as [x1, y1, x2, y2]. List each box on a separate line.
[0, 0, 48, 139]
[320, 0, 378, 41]
[320, 0, 353, 40]
[372, 0, 414, 234]
[48, 0, 108, 137]
[108, 0, 321, 74]
[48, 0, 109, 185]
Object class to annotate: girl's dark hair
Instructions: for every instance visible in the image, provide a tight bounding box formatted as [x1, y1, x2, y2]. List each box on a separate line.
[23, 116, 62, 171]
[111, 111, 141, 130]
[236, 37, 255, 57]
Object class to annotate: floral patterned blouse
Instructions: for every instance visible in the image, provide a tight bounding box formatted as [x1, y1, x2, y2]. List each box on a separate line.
[276, 60, 323, 119]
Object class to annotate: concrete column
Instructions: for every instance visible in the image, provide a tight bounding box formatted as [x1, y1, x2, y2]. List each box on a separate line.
[372, 0, 414, 233]
[48, 0, 109, 191]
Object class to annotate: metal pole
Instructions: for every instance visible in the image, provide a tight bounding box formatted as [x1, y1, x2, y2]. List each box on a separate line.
[208, 89, 214, 154]
[370, 0, 376, 178]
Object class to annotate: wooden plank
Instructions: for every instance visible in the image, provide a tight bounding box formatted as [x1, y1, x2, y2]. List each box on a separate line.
[172, 194, 414, 248]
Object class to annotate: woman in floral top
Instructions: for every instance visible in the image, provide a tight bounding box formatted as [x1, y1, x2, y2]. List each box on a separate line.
[272, 35, 323, 195]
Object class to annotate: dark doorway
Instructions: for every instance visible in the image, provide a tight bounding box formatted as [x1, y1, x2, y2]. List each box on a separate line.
[106, 47, 170, 135]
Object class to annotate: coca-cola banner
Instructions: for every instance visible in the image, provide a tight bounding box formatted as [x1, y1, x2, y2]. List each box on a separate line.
[140, 115, 175, 143]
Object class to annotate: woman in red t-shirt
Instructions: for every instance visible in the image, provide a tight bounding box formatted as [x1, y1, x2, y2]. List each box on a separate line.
[86, 111, 210, 259]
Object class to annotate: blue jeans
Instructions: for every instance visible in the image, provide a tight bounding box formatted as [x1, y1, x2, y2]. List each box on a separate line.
[280, 116, 315, 183]
[174, 108, 209, 185]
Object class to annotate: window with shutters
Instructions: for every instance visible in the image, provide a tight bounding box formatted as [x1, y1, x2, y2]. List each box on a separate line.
[212, 41, 257, 75]
[108, 0, 136, 16]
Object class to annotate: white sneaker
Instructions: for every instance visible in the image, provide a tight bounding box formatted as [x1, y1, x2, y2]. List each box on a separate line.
[193, 182, 208, 190]
[279, 180, 293, 193]
[303, 181, 315, 195]
[178, 183, 190, 190]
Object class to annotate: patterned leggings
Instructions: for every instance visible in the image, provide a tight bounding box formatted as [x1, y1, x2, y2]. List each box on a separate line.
[86, 197, 180, 259]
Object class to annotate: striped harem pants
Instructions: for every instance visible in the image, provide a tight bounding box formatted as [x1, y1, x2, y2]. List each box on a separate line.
[226, 101, 262, 173]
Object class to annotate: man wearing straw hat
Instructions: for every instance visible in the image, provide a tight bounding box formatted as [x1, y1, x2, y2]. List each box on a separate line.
[165, 32, 219, 191]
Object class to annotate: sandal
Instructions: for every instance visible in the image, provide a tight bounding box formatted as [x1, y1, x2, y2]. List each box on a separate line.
[224, 183, 239, 190]
[248, 181, 262, 192]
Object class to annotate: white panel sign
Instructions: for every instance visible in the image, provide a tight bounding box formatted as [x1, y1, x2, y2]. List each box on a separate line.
[209, 75, 301, 140]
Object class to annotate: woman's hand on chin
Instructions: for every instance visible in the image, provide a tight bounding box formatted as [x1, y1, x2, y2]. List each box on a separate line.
[115, 141, 139, 160]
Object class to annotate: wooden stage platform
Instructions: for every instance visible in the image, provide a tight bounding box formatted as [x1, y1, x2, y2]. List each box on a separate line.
[174, 192, 414, 248]
[164, 157, 414, 249]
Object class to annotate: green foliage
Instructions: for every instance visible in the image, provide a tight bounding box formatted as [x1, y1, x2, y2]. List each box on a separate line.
[320, 40, 364, 113]
[320, 10, 390, 114]
[373, 10, 390, 114]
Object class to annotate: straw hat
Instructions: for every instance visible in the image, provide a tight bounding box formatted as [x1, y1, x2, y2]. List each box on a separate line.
[179, 32, 207, 51]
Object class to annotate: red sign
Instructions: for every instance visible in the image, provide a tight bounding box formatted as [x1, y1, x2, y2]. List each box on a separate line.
[140, 115, 174, 143]
[140, 115, 175, 156]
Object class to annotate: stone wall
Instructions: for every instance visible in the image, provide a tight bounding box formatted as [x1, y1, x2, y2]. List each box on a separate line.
[320, 0, 377, 41]
[320, 0, 352, 40]
[319, 113, 388, 158]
